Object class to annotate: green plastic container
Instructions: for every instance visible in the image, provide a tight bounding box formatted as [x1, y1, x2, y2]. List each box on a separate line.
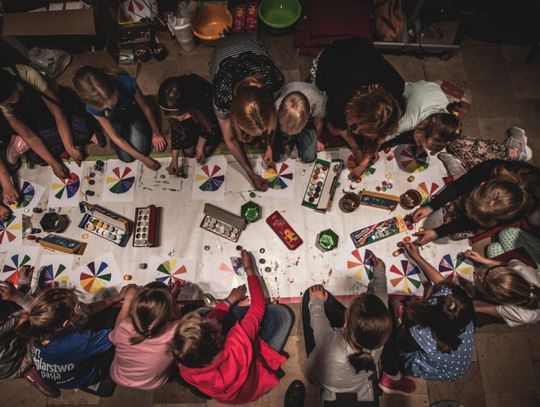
[241, 201, 261, 223]
[317, 229, 339, 251]
[259, 0, 302, 29]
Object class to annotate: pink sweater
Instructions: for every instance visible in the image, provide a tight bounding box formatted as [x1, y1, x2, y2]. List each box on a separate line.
[109, 318, 178, 390]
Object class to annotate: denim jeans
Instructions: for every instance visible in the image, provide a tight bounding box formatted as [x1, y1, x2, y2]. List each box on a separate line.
[108, 108, 152, 163]
[221, 304, 294, 353]
[277, 127, 317, 163]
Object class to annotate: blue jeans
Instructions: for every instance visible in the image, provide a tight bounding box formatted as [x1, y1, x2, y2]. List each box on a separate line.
[221, 304, 294, 352]
[277, 127, 318, 163]
[108, 108, 152, 163]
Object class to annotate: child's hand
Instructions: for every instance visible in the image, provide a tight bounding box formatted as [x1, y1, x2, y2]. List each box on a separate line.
[166, 161, 180, 176]
[226, 284, 247, 304]
[249, 173, 269, 192]
[412, 207, 433, 223]
[143, 157, 161, 171]
[0, 281, 23, 302]
[0, 206, 10, 221]
[169, 280, 184, 298]
[464, 250, 498, 265]
[309, 285, 328, 302]
[119, 284, 139, 301]
[195, 144, 206, 164]
[3, 185, 19, 204]
[263, 149, 275, 170]
[241, 249, 255, 276]
[52, 162, 70, 180]
[373, 255, 385, 268]
[413, 230, 437, 246]
[152, 133, 167, 152]
[400, 241, 422, 260]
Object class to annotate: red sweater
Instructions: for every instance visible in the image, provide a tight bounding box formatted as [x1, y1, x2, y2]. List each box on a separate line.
[179, 275, 287, 404]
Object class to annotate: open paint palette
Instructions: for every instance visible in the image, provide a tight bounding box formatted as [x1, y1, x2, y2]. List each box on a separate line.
[200, 203, 246, 242]
[301, 158, 343, 211]
[78, 203, 132, 247]
[133, 205, 161, 247]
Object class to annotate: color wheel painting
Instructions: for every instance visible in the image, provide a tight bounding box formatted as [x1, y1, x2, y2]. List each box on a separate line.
[196, 164, 225, 192]
[263, 162, 293, 190]
[346, 248, 376, 284]
[107, 166, 136, 194]
[0, 215, 21, 246]
[418, 181, 441, 203]
[1, 253, 32, 287]
[396, 145, 429, 173]
[9, 181, 34, 209]
[439, 254, 474, 283]
[42, 264, 70, 287]
[48, 163, 82, 207]
[79, 261, 112, 294]
[156, 259, 188, 284]
[388, 260, 423, 295]
[52, 172, 80, 200]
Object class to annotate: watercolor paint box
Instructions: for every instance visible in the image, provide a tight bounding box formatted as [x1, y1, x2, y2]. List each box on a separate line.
[358, 190, 400, 211]
[133, 205, 161, 247]
[301, 159, 343, 211]
[200, 203, 246, 242]
[78, 203, 132, 247]
[38, 234, 86, 255]
[350, 216, 407, 248]
[266, 210, 303, 250]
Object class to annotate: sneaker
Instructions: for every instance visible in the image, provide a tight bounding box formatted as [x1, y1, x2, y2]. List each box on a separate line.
[506, 126, 532, 162]
[438, 152, 466, 177]
[284, 380, 306, 407]
[24, 367, 61, 398]
[379, 372, 416, 396]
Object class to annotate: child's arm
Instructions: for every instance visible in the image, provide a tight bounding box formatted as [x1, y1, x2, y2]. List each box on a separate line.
[195, 136, 207, 164]
[237, 250, 266, 340]
[378, 131, 414, 151]
[134, 86, 166, 152]
[368, 257, 389, 305]
[207, 285, 246, 323]
[5, 115, 69, 179]
[314, 117, 324, 141]
[0, 159, 18, 204]
[402, 242, 444, 283]
[94, 115, 160, 170]
[474, 300, 501, 318]
[86, 285, 137, 317]
[167, 149, 180, 176]
[464, 250, 502, 266]
[112, 285, 139, 328]
[307, 285, 335, 346]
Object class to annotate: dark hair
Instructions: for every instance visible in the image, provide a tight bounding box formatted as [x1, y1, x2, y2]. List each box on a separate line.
[157, 75, 215, 134]
[0, 70, 18, 103]
[406, 281, 474, 353]
[416, 103, 461, 152]
[129, 282, 173, 345]
[344, 293, 392, 373]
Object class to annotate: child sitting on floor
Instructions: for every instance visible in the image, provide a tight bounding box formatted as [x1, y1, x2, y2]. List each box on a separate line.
[158, 75, 223, 175]
[171, 250, 292, 404]
[274, 82, 327, 163]
[302, 254, 393, 402]
[464, 249, 540, 326]
[411, 159, 540, 244]
[17, 286, 136, 397]
[109, 282, 182, 390]
[380, 244, 475, 391]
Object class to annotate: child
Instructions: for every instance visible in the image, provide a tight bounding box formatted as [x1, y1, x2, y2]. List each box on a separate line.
[18, 286, 136, 397]
[412, 160, 540, 245]
[171, 250, 292, 404]
[274, 81, 327, 163]
[72, 66, 165, 169]
[0, 158, 19, 221]
[210, 33, 284, 191]
[0, 66, 100, 178]
[380, 243, 475, 389]
[311, 38, 404, 178]
[0, 267, 59, 397]
[302, 255, 393, 402]
[464, 249, 540, 326]
[158, 75, 223, 175]
[485, 227, 540, 269]
[109, 282, 181, 390]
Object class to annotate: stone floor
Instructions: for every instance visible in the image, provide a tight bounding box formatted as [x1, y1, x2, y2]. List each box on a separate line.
[2, 22, 540, 407]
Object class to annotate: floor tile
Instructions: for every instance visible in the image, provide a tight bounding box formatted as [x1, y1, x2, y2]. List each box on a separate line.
[534, 361, 540, 391]
[423, 52, 469, 95]
[384, 55, 426, 83]
[47, 390, 100, 405]
[152, 404, 205, 407]
[461, 46, 510, 82]
[427, 362, 486, 407]
[151, 383, 206, 405]
[476, 116, 522, 144]
[261, 34, 299, 72]
[207, 400, 260, 407]
[501, 45, 540, 99]
[468, 79, 518, 119]
[485, 392, 540, 407]
[526, 324, 540, 361]
[98, 386, 152, 407]
[476, 332, 536, 393]
[380, 393, 429, 407]
[0, 378, 47, 407]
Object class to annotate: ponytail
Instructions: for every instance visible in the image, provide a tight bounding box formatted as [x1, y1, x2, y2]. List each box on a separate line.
[482, 265, 540, 310]
[348, 349, 376, 374]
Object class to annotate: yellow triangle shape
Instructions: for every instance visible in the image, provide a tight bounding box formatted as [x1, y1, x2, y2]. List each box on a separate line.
[9, 223, 22, 231]
[106, 177, 117, 183]
[51, 183, 63, 189]
[195, 175, 207, 181]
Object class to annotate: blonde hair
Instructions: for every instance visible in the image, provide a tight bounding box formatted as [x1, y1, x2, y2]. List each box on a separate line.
[465, 165, 540, 228]
[278, 91, 310, 135]
[171, 312, 223, 368]
[230, 77, 277, 139]
[129, 282, 173, 345]
[17, 288, 85, 344]
[72, 66, 119, 110]
[345, 84, 401, 139]
[480, 265, 540, 309]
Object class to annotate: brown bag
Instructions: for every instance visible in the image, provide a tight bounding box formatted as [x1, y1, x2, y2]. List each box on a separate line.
[373, 0, 404, 41]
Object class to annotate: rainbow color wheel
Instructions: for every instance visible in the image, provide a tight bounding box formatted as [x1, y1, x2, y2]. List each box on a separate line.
[346, 248, 376, 282]
[52, 172, 80, 200]
[107, 167, 135, 194]
[80, 261, 112, 294]
[156, 259, 187, 284]
[263, 162, 293, 190]
[0, 215, 21, 244]
[196, 164, 225, 192]
[396, 145, 429, 173]
[42, 264, 70, 287]
[439, 254, 474, 283]
[2, 254, 31, 287]
[389, 260, 422, 294]
[9, 181, 35, 209]
[417, 181, 440, 203]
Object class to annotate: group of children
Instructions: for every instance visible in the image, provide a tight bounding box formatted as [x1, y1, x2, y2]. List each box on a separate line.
[0, 33, 539, 404]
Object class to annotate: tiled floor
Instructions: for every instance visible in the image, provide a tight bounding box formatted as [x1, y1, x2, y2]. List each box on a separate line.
[2, 23, 540, 407]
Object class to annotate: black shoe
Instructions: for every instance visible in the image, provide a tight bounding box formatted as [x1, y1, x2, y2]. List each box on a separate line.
[284, 380, 306, 407]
